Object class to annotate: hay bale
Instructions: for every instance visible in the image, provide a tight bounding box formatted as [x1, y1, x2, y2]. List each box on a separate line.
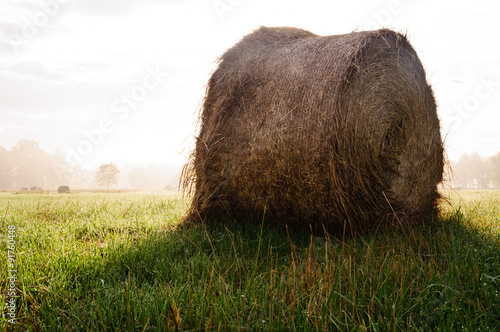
[182, 27, 443, 234]
[58, 185, 70, 193]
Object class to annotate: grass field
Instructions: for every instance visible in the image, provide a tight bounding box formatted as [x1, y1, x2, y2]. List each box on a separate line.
[1, 190, 499, 331]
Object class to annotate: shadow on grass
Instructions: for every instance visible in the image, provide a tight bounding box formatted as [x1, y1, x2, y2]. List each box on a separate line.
[17, 212, 500, 331]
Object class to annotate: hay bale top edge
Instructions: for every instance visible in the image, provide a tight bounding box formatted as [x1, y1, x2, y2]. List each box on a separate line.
[218, 26, 412, 65]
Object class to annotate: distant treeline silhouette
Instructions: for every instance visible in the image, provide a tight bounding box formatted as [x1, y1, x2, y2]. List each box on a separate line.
[0, 140, 181, 191]
[450, 152, 500, 189]
[1, 139, 497, 191]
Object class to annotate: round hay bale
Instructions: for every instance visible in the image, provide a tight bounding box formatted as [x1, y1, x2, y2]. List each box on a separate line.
[58, 185, 70, 194]
[182, 27, 444, 234]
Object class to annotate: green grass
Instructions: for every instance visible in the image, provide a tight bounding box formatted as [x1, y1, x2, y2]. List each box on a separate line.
[1, 190, 500, 331]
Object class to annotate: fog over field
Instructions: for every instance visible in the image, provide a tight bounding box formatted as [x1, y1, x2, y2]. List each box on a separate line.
[0, 0, 498, 189]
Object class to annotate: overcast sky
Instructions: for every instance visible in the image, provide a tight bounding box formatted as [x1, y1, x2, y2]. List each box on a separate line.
[1, 0, 499, 169]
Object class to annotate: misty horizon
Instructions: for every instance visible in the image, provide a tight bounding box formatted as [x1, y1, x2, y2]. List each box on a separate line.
[0, 139, 182, 191]
[1, 138, 499, 192]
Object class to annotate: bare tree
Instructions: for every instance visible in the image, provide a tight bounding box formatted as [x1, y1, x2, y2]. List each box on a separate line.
[95, 163, 120, 190]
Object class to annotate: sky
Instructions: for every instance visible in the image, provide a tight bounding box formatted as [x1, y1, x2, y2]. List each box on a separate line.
[0, 0, 499, 169]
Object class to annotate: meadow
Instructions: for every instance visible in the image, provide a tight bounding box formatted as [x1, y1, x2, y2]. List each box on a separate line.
[1, 190, 499, 331]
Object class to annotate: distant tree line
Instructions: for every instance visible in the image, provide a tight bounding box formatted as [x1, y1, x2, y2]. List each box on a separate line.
[0, 140, 62, 190]
[451, 152, 500, 189]
[2, 139, 497, 191]
[0, 139, 181, 191]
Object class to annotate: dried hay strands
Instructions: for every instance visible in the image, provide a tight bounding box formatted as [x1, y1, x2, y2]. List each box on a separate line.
[182, 26, 444, 235]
